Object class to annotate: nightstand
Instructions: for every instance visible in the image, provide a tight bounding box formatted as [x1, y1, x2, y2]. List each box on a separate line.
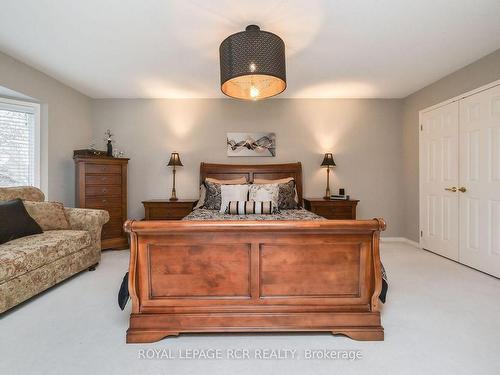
[303, 198, 359, 220]
[142, 199, 196, 220]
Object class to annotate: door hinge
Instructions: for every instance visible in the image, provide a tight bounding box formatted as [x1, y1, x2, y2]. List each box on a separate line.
[420, 230, 423, 237]
[420, 124, 423, 131]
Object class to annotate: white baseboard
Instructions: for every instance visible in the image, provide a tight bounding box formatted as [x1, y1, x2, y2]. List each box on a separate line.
[381, 237, 420, 248]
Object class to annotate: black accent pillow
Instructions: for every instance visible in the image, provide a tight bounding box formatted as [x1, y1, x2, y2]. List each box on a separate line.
[0, 198, 43, 244]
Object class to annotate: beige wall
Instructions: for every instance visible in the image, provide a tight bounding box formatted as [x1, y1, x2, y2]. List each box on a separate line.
[92, 98, 404, 236]
[4, 44, 500, 239]
[402, 49, 500, 241]
[0, 51, 92, 206]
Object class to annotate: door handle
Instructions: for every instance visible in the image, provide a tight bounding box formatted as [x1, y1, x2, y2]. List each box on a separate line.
[458, 187, 467, 193]
[444, 187, 457, 192]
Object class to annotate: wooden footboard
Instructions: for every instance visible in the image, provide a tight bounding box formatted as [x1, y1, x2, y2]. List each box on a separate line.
[124, 219, 386, 343]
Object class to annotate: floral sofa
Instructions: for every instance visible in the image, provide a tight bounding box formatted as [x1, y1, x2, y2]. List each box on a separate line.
[0, 187, 109, 313]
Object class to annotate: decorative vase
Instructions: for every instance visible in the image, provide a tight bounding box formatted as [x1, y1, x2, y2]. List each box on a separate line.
[107, 140, 113, 157]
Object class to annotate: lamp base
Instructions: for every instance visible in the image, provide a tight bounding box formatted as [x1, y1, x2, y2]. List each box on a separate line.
[324, 187, 331, 200]
[170, 187, 178, 201]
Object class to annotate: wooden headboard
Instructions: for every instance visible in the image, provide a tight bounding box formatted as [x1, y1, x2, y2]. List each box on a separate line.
[200, 162, 303, 205]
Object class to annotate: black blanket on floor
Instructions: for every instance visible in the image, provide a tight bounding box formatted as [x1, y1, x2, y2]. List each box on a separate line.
[380, 263, 388, 303]
[118, 272, 129, 310]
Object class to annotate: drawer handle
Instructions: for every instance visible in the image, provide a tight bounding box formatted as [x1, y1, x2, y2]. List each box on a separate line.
[101, 167, 107, 172]
[102, 199, 107, 203]
[102, 188, 107, 193]
[101, 177, 106, 181]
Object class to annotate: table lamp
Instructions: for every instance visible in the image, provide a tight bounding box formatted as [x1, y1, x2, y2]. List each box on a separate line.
[167, 152, 183, 201]
[321, 153, 336, 199]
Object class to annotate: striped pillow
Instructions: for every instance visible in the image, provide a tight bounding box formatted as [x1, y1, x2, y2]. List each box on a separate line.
[225, 201, 276, 215]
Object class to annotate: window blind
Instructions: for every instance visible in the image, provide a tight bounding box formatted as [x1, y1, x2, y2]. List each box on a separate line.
[0, 102, 36, 187]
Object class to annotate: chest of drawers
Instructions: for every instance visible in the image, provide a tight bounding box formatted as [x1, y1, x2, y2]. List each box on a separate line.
[74, 156, 129, 249]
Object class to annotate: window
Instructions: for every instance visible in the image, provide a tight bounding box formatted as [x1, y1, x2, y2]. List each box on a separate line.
[0, 98, 40, 188]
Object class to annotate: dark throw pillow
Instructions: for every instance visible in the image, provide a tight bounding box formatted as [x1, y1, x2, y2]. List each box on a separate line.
[203, 181, 222, 210]
[278, 180, 298, 210]
[0, 198, 43, 245]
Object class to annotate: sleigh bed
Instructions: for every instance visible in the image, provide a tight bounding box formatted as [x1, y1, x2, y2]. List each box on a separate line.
[125, 162, 386, 343]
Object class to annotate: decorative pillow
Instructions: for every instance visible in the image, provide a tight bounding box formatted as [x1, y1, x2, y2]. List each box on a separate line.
[0, 199, 43, 244]
[23, 201, 71, 230]
[220, 184, 249, 213]
[205, 176, 247, 184]
[202, 178, 248, 210]
[203, 181, 222, 210]
[277, 180, 298, 209]
[253, 177, 294, 184]
[253, 178, 298, 208]
[193, 184, 206, 210]
[226, 201, 276, 215]
[248, 183, 279, 209]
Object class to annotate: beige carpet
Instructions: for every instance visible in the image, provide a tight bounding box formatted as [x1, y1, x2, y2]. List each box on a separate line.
[1, 242, 499, 375]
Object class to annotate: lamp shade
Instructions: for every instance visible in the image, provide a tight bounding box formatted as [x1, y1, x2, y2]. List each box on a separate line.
[219, 25, 286, 100]
[321, 153, 336, 167]
[167, 152, 183, 167]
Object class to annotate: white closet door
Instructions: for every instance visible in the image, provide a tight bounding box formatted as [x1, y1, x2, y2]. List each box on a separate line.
[459, 84, 500, 277]
[420, 102, 459, 260]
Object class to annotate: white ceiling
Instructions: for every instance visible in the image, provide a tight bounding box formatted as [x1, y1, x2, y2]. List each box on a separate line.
[1, 0, 500, 99]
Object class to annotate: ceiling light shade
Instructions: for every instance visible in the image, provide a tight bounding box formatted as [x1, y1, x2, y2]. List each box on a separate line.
[219, 25, 286, 100]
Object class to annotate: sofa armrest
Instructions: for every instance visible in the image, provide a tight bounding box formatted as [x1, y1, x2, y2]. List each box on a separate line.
[64, 208, 110, 247]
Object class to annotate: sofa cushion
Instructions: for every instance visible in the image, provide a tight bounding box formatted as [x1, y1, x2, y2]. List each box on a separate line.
[24, 201, 71, 230]
[0, 230, 91, 284]
[0, 199, 43, 244]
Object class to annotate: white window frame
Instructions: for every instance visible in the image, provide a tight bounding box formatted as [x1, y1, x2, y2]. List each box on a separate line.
[0, 97, 41, 188]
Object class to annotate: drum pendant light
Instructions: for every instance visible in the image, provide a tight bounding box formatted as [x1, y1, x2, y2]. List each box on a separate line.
[219, 25, 286, 100]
